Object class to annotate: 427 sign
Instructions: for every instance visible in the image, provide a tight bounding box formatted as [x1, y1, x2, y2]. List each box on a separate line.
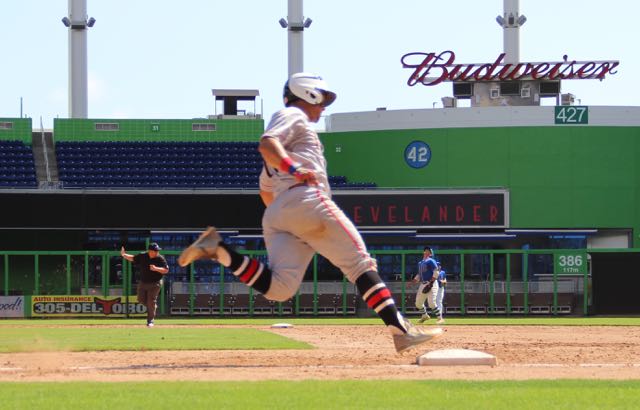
[554, 252, 587, 275]
[555, 106, 588, 124]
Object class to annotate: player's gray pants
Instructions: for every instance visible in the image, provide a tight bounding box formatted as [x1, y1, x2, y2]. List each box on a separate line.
[415, 281, 439, 313]
[262, 186, 377, 301]
[436, 286, 445, 315]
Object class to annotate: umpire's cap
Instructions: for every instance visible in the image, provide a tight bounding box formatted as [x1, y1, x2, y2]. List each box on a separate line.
[148, 242, 161, 251]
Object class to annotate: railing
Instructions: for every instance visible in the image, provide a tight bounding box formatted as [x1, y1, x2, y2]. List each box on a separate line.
[1, 248, 638, 318]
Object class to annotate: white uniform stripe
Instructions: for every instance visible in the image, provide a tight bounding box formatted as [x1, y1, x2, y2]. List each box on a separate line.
[232, 256, 250, 277]
[374, 299, 395, 313]
[362, 283, 385, 301]
[246, 263, 265, 287]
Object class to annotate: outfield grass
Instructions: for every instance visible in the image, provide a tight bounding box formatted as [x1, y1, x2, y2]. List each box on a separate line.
[0, 327, 311, 352]
[0, 380, 639, 410]
[2, 316, 640, 326]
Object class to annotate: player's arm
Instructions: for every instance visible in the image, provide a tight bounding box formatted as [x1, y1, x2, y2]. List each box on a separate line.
[258, 136, 317, 185]
[120, 247, 134, 262]
[150, 264, 169, 274]
[150, 257, 169, 275]
[258, 165, 275, 207]
[259, 190, 274, 207]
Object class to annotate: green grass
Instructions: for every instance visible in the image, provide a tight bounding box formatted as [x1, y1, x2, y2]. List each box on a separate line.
[3, 316, 640, 326]
[0, 380, 639, 410]
[0, 327, 311, 352]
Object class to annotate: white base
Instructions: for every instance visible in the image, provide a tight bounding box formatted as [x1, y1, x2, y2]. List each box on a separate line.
[417, 349, 497, 366]
[271, 323, 294, 328]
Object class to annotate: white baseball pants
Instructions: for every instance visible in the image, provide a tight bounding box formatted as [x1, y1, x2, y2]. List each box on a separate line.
[262, 186, 377, 301]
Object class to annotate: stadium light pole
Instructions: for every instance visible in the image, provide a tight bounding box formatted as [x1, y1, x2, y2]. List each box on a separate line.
[279, 0, 312, 78]
[495, 0, 526, 64]
[61, 0, 96, 118]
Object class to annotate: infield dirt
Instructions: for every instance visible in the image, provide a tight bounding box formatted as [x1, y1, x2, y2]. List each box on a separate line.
[1, 324, 639, 381]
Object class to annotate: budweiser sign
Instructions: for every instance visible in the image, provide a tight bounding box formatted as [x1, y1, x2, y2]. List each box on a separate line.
[401, 50, 619, 86]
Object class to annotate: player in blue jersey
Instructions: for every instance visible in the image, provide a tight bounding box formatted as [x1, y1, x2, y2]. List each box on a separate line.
[435, 262, 447, 324]
[413, 246, 441, 323]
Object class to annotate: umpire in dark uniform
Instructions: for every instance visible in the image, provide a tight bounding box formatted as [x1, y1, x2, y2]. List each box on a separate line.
[121, 242, 169, 327]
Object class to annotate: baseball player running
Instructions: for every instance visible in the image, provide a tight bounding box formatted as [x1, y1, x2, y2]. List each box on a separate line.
[179, 73, 442, 353]
[414, 246, 441, 323]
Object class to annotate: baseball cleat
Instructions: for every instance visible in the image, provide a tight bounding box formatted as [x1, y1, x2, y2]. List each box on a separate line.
[418, 313, 430, 323]
[393, 321, 444, 354]
[178, 226, 222, 267]
[436, 318, 445, 325]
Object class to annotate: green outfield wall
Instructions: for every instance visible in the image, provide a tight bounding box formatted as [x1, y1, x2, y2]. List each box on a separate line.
[53, 118, 263, 142]
[321, 126, 640, 247]
[0, 118, 32, 144]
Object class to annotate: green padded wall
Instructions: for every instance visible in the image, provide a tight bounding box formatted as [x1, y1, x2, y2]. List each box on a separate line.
[53, 118, 263, 142]
[321, 126, 640, 246]
[0, 118, 32, 144]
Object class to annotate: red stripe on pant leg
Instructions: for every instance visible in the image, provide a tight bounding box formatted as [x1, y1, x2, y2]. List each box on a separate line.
[366, 288, 391, 309]
[315, 190, 376, 272]
[239, 259, 259, 283]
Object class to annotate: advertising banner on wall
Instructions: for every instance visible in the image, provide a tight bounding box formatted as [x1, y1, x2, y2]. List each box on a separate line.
[0, 296, 24, 318]
[31, 295, 146, 317]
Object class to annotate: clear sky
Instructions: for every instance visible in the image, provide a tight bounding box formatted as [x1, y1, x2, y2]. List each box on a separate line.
[1, 0, 637, 129]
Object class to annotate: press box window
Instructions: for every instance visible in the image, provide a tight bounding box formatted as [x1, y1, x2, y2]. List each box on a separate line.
[192, 123, 216, 131]
[539, 81, 560, 95]
[0, 122, 14, 130]
[452, 82, 473, 98]
[499, 82, 520, 96]
[95, 123, 120, 131]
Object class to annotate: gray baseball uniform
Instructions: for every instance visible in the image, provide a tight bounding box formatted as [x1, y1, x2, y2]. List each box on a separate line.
[260, 106, 377, 301]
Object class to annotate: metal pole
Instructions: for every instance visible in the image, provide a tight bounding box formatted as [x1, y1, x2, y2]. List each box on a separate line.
[287, 0, 304, 76]
[64, 0, 95, 118]
[66, 254, 71, 294]
[497, 0, 526, 64]
[34, 255, 39, 295]
[506, 254, 511, 315]
[312, 253, 318, 315]
[460, 254, 465, 315]
[4, 255, 9, 296]
[84, 252, 89, 295]
[489, 253, 495, 315]
[400, 253, 406, 314]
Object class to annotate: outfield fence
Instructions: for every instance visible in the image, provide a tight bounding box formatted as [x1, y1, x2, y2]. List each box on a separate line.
[1, 248, 637, 318]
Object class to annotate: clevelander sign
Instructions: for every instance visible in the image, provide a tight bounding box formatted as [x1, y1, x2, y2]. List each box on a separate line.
[31, 295, 146, 317]
[401, 51, 619, 86]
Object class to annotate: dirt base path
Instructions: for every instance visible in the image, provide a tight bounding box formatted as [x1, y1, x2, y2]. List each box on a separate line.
[2, 325, 640, 381]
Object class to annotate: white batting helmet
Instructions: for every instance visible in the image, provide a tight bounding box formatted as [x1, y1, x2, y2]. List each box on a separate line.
[283, 73, 337, 107]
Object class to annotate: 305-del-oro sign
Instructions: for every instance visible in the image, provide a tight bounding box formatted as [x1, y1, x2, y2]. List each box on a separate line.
[401, 50, 619, 86]
[31, 295, 146, 317]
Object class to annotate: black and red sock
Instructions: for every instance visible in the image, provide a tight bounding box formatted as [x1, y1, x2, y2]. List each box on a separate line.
[355, 271, 407, 334]
[220, 242, 272, 294]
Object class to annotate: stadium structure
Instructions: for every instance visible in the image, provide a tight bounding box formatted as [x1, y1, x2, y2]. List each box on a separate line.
[1, 0, 639, 319]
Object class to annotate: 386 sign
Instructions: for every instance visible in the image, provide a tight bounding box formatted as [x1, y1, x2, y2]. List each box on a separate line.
[554, 252, 587, 275]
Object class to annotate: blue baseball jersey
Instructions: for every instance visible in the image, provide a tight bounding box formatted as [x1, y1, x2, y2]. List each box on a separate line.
[417, 257, 438, 282]
[437, 269, 446, 286]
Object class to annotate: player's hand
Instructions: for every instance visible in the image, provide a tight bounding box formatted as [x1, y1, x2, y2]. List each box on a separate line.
[292, 166, 319, 185]
[149, 264, 161, 272]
